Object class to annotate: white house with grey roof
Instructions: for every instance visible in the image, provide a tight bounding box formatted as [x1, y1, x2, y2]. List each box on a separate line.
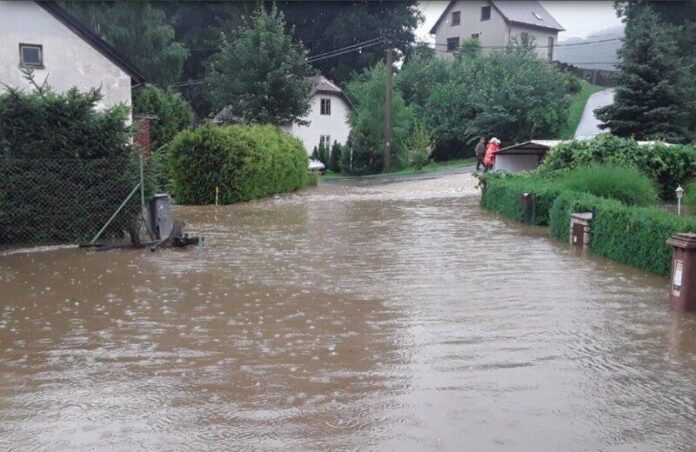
[281, 75, 352, 155]
[430, 1, 564, 61]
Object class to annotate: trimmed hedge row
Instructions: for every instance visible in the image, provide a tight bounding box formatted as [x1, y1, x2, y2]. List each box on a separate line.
[480, 174, 564, 225]
[167, 123, 309, 204]
[483, 175, 696, 276]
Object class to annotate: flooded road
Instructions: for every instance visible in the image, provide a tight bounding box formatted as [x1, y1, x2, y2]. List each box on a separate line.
[1, 173, 695, 451]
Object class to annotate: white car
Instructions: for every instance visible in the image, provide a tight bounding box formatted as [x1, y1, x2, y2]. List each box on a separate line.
[308, 159, 326, 175]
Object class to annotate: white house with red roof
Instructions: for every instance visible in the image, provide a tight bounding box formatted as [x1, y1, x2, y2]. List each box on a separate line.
[282, 75, 352, 155]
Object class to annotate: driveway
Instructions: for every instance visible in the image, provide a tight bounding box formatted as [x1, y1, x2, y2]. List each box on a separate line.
[575, 88, 615, 140]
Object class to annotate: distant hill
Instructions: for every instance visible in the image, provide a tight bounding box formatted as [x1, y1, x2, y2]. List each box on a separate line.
[555, 25, 624, 71]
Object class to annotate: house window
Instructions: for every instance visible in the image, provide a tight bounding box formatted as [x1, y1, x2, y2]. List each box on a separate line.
[451, 11, 460, 26]
[471, 33, 480, 40]
[320, 135, 331, 148]
[320, 98, 331, 115]
[547, 36, 554, 62]
[19, 44, 43, 68]
[481, 5, 491, 21]
[447, 37, 460, 52]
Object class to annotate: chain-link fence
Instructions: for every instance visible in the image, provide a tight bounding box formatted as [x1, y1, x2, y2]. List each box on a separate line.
[0, 157, 146, 248]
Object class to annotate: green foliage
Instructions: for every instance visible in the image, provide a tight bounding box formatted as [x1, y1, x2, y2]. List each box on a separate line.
[421, 46, 568, 160]
[563, 164, 659, 206]
[316, 142, 329, 166]
[328, 141, 342, 173]
[279, 1, 422, 83]
[483, 173, 696, 276]
[396, 51, 450, 118]
[401, 122, 433, 171]
[682, 179, 696, 206]
[346, 63, 414, 173]
[167, 123, 308, 204]
[0, 80, 138, 244]
[133, 86, 193, 150]
[596, 6, 690, 142]
[560, 79, 604, 139]
[66, 1, 188, 87]
[206, 4, 314, 125]
[540, 134, 696, 199]
[479, 173, 565, 225]
[548, 190, 602, 242]
[562, 74, 583, 95]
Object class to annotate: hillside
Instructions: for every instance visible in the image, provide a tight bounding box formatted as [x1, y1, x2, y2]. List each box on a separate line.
[555, 25, 624, 71]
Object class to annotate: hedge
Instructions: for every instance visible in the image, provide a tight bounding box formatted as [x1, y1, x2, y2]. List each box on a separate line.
[167, 123, 309, 204]
[483, 174, 696, 276]
[0, 84, 140, 246]
[480, 174, 564, 225]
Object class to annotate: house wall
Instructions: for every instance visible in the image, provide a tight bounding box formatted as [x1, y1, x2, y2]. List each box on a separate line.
[494, 154, 542, 172]
[434, 0, 509, 58]
[433, 1, 559, 61]
[509, 24, 558, 61]
[0, 1, 132, 114]
[284, 93, 351, 155]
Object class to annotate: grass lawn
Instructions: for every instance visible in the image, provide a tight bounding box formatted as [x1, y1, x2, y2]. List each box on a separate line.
[560, 79, 604, 139]
[322, 157, 476, 179]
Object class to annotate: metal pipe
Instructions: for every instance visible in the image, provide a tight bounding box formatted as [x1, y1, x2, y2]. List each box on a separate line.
[90, 182, 141, 244]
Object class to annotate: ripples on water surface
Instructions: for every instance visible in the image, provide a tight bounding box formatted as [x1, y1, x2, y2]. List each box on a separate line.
[1, 177, 695, 451]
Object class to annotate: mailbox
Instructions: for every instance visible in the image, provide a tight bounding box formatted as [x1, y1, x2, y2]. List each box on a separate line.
[666, 233, 696, 312]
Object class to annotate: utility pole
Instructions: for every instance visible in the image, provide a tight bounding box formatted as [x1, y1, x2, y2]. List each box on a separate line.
[384, 43, 393, 173]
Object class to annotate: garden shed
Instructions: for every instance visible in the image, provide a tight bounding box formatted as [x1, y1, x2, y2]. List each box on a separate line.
[494, 140, 564, 172]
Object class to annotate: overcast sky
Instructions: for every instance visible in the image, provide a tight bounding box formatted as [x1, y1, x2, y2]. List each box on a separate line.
[417, 1, 624, 41]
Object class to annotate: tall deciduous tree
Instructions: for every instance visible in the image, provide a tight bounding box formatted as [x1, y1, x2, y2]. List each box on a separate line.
[596, 6, 689, 142]
[65, 1, 189, 87]
[420, 46, 568, 159]
[206, 4, 314, 125]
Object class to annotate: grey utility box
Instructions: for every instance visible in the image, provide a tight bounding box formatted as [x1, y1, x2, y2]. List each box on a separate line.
[149, 194, 174, 239]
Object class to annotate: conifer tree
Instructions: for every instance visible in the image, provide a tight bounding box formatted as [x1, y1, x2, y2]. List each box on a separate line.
[596, 6, 689, 142]
[206, 4, 314, 125]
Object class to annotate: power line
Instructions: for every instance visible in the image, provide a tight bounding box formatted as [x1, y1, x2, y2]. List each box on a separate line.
[416, 37, 620, 50]
[306, 36, 386, 63]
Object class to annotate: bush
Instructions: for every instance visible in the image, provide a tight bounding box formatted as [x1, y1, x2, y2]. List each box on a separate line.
[328, 141, 342, 173]
[541, 134, 696, 199]
[563, 164, 659, 206]
[167, 123, 308, 204]
[0, 81, 139, 245]
[133, 86, 194, 150]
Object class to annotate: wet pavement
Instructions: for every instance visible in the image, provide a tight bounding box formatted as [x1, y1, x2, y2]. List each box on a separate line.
[1, 173, 695, 451]
[575, 88, 615, 140]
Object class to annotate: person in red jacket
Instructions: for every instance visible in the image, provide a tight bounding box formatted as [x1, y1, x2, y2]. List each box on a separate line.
[483, 137, 501, 171]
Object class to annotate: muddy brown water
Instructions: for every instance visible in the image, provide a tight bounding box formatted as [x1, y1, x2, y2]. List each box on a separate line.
[1, 177, 695, 451]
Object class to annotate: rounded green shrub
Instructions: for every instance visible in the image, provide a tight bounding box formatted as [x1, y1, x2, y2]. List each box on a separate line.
[167, 123, 308, 204]
[563, 164, 659, 206]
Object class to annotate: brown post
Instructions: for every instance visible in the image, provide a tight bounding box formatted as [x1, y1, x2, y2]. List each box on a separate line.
[665, 233, 696, 312]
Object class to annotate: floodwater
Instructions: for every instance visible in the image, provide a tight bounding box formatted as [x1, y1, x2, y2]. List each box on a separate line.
[1, 173, 695, 451]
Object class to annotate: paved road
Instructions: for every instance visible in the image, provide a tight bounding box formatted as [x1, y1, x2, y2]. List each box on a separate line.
[574, 88, 615, 140]
[322, 165, 476, 187]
